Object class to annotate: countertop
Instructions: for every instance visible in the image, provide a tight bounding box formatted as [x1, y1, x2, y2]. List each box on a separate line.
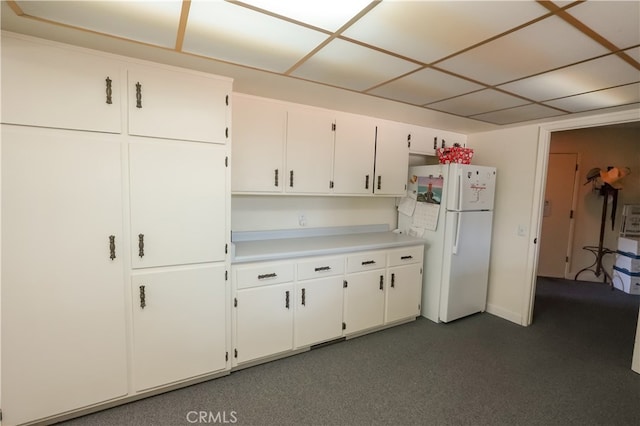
[231, 225, 426, 264]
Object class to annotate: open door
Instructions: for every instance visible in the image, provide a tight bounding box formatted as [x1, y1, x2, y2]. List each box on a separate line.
[537, 153, 579, 278]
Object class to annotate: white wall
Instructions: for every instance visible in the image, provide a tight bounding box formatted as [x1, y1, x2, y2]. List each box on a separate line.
[231, 195, 398, 232]
[467, 125, 541, 324]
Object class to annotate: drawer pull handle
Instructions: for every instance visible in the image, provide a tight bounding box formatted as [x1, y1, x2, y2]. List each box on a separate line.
[139, 285, 146, 309]
[105, 77, 113, 104]
[362, 260, 376, 266]
[314, 266, 331, 272]
[301, 288, 306, 306]
[258, 273, 277, 280]
[401, 255, 413, 260]
[109, 235, 116, 260]
[135, 82, 142, 108]
[285, 290, 290, 309]
[379, 275, 384, 290]
[138, 234, 145, 258]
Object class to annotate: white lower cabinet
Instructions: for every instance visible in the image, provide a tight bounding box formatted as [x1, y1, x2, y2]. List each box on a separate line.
[130, 264, 228, 392]
[385, 246, 424, 324]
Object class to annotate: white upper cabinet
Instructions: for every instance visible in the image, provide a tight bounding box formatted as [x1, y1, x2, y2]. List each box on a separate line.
[128, 65, 230, 144]
[285, 105, 335, 194]
[333, 112, 376, 195]
[374, 119, 410, 196]
[231, 94, 286, 193]
[129, 139, 228, 269]
[1, 35, 122, 133]
[408, 125, 438, 156]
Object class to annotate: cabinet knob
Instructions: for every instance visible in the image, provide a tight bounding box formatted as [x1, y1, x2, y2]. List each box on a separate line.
[379, 275, 384, 290]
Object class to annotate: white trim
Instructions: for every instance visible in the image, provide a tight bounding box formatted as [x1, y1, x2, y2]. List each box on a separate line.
[486, 303, 522, 325]
[522, 108, 640, 327]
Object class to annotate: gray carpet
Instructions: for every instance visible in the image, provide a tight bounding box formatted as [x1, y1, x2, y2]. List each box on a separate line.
[59, 278, 640, 426]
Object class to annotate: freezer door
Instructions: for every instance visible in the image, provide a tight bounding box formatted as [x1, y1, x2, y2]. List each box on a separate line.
[447, 164, 496, 211]
[440, 210, 493, 322]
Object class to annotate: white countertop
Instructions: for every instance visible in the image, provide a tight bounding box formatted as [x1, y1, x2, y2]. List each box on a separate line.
[231, 226, 426, 264]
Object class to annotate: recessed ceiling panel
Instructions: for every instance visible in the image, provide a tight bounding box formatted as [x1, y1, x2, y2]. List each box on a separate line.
[543, 83, 640, 113]
[471, 104, 567, 125]
[183, 0, 329, 72]
[341, 1, 549, 64]
[437, 15, 609, 85]
[427, 89, 530, 117]
[237, 0, 373, 31]
[16, 0, 182, 48]
[290, 38, 421, 92]
[499, 55, 640, 101]
[368, 68, 484, 105]
[566, 0, 640, 49]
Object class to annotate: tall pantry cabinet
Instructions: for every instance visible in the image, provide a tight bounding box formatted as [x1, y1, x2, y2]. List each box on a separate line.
[1, 33, 232, 426]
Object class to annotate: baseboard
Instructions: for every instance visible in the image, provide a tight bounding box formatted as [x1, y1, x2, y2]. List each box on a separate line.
[486, 303, 522, 325]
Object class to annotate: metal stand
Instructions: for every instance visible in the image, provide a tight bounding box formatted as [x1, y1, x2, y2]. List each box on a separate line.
[574, 183, 616, 287]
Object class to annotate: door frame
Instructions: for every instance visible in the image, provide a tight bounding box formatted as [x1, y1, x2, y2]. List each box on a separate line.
[523, 109, 640, 326]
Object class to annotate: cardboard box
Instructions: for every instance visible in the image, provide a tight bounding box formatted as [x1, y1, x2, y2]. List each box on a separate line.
[618, 237, 640, 255]
[612, 265, 640, 295]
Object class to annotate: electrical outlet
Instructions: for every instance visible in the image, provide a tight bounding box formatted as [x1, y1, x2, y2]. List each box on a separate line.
[517, 224, 526, 236]
[298, 213, 307, 227]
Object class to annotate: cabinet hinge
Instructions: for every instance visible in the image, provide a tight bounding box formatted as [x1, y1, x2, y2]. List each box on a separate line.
[234, 349, 238, 358]
[407, 134, 411, 148]
[225, 270, 228, 281]
[343, 280, 348, 288]
[418, 304, 421, 311]
[225, 243, 228, 254]
[225, 127, 229, 139]
[566, 256, 569, 263]
[225, 156, 229, 167]
[225, 94, 229, 106]
[569, 210, 574, 219]
[420, 268, 423, 275]
[342, 322, 346, 330]
[234, 297, 237, 307]
[225, 351, 229, 362]
[575, 164, 578, 171]
[329, 180, 334, 189]
[332, 123, 336, 131]
[0, 409, 3, 421]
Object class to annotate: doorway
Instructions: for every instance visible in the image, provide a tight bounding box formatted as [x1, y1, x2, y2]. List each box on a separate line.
[537, 153, 579, 278]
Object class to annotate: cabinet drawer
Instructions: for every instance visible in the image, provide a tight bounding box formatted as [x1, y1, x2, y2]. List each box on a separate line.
[388, 246, 424, 267]
[346, 251, 387, 273]
[297, 256, 345, 281]
[235, 262, 294, 289]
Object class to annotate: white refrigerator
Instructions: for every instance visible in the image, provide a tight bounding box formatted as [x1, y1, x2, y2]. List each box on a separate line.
[398, 163, 497, 323]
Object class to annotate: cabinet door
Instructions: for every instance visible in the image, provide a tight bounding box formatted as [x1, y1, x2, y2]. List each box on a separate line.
[343, 270, 385, 335]
[286, 106, 335, 194]
[129, 139, 227, 268]
[374, 120, 410, 196]
[409, 125, 438, 156]
[1, 35, 122, 133]
[234, 283, 294, 364]
[385, 263, 423, 324]
[128, 65, 229, 143]
[333, 112, 376, 195]
[294, 276, 344, 348]
[1, 126, 127, 426]
[231, 95, 286, 193]
[131, 264, 227, 391]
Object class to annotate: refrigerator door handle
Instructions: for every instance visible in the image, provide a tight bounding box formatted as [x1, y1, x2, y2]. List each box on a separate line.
[456, 170, 463, 211]
[452, 212, 462, 255]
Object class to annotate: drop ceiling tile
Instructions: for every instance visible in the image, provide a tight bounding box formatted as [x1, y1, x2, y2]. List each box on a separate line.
[471, 104, 567, 125]
[341, 0, 549, 64]
[427, 89, 530, 117]
[566, 0, 640, 49]
[368, 68, 484, 105]
[499, 54, 640, 101]
[183, 0, 329, 72]
[237, 0, 372, 31]
[16, 0, 182, 48]
[543, 83, 640, 112]
[625, 46, 640, 62]
[437, 15, 609, 85]
[290, 38, 421, 92]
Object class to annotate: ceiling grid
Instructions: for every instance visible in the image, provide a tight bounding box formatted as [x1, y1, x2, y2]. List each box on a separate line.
[2, 0, 639, 125]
